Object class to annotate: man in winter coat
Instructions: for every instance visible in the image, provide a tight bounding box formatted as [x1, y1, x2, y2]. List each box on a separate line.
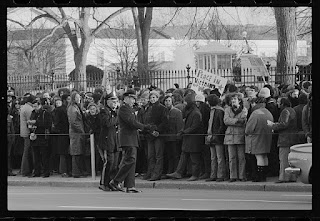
[20, 94, 35, 177]
[245, 97, 273, 182]
[67, 91, 87, 178]
[29, 98, 53, 178]
[109, 89, 152, 193]
[205, 94, 227, 182]
[8, 105, 16, 176]
[293, 93, 308, 144]
[98, 92, 121, 191]
[267, 97, 298, 183]
[166, 93, 203, 181]
[163, 94, 184, 174]
[195, 93, 211, 179]
[224, 93, 248, 182]
[302, 92, 312, 143]
[143, 90, 168, 181]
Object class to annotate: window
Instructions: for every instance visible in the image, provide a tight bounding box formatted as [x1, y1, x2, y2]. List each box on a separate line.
[49, 52, 55, 70]
[211, 55, 216, 69]
[198, 55, 204, 69]
[217, 55, 231, 70]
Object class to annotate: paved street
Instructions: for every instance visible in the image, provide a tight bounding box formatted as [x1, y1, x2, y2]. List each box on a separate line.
[8, 186, 311, 211]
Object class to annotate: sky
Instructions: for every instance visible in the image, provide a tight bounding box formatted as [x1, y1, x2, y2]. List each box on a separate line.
[7, 7, 277, 30]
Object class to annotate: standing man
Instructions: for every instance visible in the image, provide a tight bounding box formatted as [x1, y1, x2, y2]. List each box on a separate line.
[98, 91, 121, 191]
[20, 94, 35, 177]
[163, 95, 184, 175]
[109, 89, 152, 193]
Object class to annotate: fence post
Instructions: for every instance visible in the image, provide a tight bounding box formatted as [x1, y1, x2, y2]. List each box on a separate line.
[90, 133, 96, 180]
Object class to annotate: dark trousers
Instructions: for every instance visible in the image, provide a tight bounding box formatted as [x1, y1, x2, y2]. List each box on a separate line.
[200, 144, 211, 175]
[176, 151, 201, 177]
[136, 140, 148, 174]
[164, 141, 180, 174]
[245, 153, 257, 180]
[21, 137, 33, 176]
[32, 145, 50, 176]
[146, 138, 164, 179]
[267, 135, 279, 177]
[8, 135, 14, 173]
[71, 155, 84, 177]
[100, 151, 119, 186]
[113, 146, 137, 188]
[59, 154, 72, 175]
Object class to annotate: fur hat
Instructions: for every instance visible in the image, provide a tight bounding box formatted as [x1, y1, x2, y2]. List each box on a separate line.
[258, 87, 271, 98]
[184, 93, 195, 104]
[149, 90, 160, 98]
[195, 94, 205, 103]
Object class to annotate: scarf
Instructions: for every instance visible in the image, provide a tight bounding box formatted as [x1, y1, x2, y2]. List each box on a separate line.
[231, 104, 243, 116]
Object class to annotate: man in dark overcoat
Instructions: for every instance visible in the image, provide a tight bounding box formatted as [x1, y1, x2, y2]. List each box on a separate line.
[98, 91, 121, 191]
[166, 93, 203, 181]
[109, 89, 152, 193]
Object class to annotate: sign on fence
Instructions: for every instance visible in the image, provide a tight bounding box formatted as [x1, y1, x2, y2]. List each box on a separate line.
[191, 69, 228, 94]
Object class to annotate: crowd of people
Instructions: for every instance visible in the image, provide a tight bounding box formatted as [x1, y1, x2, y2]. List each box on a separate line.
[7, 80, 312, 192]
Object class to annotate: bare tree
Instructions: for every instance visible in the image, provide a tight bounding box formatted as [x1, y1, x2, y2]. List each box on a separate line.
[274, 7, 297, 85]
[131, 7, 153, 80]
[8, 7, 131, 91]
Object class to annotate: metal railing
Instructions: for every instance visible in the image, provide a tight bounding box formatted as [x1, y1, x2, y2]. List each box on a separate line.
[7, 66, 312, 96]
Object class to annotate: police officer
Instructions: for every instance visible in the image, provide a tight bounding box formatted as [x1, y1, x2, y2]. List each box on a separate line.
[109, 89, 152, 193]
[98, 91, 121, 191]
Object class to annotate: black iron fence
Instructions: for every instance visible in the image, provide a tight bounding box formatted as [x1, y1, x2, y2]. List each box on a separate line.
[7, 66, 312, 96]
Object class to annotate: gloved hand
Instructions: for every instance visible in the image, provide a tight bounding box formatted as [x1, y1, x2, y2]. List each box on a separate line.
[237, 118, 245, 124]
[177, 131, 184, 137]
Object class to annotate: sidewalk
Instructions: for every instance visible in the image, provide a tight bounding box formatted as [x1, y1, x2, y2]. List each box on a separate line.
[7, 172, 311, 192]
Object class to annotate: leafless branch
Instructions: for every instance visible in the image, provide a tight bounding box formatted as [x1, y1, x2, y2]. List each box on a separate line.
[184, 7, 198, 40]
[92, 7, 131, 36]
[7, 18, 26, 28]
[193, 7, 212, 39]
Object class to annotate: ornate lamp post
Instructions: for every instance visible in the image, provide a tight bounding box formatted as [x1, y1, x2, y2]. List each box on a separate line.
[266, 61, 271, 73]
[51, 70, 55, 91]
[186, 64, 191, 84]
[242, 31, 252, 54]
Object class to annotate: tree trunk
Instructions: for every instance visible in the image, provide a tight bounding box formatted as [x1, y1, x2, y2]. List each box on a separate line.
[274, 7, 297, 85]
[132, 7, 153, 86]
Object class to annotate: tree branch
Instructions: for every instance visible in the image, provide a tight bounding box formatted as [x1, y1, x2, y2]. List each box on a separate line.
[92, 7, 131, 36]
[7, 18, 26, 28]
[36, 7, 62, 24]
[184, 7, 197, 39]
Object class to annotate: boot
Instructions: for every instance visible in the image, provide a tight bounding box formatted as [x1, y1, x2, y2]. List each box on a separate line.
[252, 166, 263, 182]
[260, 166, 268, 182]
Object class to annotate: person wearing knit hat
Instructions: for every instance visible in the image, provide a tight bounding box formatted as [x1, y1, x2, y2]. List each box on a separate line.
[195, 93, 211, 180]
[149, 90, 160, 99]
[293, 93, 309, 144]
[166, 89, 203, 181]
[195, 94, 205, 103]
[258, 87, 271, 99]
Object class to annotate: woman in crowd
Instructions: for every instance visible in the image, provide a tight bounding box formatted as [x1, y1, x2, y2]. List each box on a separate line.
[11, 99, 24, 171]
[224, 93, 247, 182]
[52, 96, 71, 177]
[67, 91, 87, 178]
[245, 97, 273, 182]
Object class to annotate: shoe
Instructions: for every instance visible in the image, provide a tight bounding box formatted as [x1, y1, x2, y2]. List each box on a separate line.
[229, 178, 237, 182]
[199, 173, 210, 180]
[275, 180, 286, 183]
[73, 175, 87, 178]
[29, 174, 40, 178]
[42, 174, 50, 178]
[126, 188, 142, 193]
[109, 180, 124, 192]
[186, 176, 199, 181]
[22, 173, 32, 177]
[166, 172, 182, 179]
[216, 178, 224, 182]
[61, 173, 72, 178]
[148, 177, 160, 181]
[285, 180, 296, 183]
[8, 172, 16, 176]
[238, 178, 247, 182]
[142, 175, 151, 180]
[98, 185, 111, 191]
[161, 174, 169, 179]
[205, 177, 217, 182]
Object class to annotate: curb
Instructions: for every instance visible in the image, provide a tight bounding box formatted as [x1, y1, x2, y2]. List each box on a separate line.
[8, 178, 312, 192]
